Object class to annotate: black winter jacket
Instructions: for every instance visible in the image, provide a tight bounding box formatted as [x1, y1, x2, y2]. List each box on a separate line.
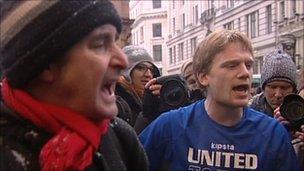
[0, 102, 148, 171]
[115, 83, 142, 127]
[248, 92, 274, 117]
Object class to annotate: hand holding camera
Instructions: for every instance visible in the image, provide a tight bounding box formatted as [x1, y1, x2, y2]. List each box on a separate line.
[274, 108, 291, 127]
[275, 94, 304, 132]
[142, 78, 162, 120]
[144, 78, 162, 96]
[142, 74, 205, 120]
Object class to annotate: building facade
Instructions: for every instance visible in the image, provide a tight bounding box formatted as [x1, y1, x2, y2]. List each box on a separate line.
[212, 0, 304, 74]
[166, 0, 207, 74]
[130, 0, 304, 75]
[129, 0, 168, 74]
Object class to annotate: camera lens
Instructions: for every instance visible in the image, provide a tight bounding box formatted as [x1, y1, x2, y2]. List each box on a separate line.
[160, 79, 188, 107]
[282, 102, 304, 120]
[280, 94, 304, 121]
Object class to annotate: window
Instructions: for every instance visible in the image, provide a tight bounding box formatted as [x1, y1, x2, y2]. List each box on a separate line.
[253, 57, 263, 74]
[178, 43, 184, 61]
[173, 0, 175, 9]
[173, 46, 176, 63]
[266, 5, 272, 33]
[152, 23, 162, 37]
[291, 0, 296, 18]
[246, 11, 258, 38]
[169, 48, 173, 64]
[253, 59, 259, 74]
[153, 45, 162, 61]
[193, 5, 199, 25]
[153, 0, 161, 9]
[135, 31, 138, 45]
[238, 18, 241, 31]
[280, 1, 285, 21]
[172, 18, 176, 34]
[250, 12, 257, 38]
[227, 0, 234, 8]
[246, 15, 249, 37]
[224, 21, 234, 30]
[190, 37, 197, 55]
[208, 0, 214, 9]
[140, 26, 144, 42]
[182, 13, 185, 29]
[195, 5, 199, 24]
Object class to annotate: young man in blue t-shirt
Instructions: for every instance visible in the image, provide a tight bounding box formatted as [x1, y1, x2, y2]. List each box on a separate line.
[140, 29, 300, 171]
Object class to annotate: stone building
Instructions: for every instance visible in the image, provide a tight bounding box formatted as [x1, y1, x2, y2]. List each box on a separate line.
[130, 0, 304, 75]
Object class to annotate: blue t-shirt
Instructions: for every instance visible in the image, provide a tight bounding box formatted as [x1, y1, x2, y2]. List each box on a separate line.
[139, 100, 300, 171]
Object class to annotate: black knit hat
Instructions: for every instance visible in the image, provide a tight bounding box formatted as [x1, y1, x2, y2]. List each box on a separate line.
[0, 0, 122, 88]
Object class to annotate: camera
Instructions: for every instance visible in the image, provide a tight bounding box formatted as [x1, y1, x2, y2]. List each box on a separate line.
[142, 74, 204, 119]
[280, 94, 304, 131]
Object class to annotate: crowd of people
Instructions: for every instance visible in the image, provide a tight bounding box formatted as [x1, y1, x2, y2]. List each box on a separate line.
[0, 0, 303, 170]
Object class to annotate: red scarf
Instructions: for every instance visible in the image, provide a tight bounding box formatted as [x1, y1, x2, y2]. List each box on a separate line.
[1, 78, 109, 170]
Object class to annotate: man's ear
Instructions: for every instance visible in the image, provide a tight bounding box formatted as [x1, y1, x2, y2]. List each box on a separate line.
[38, 66, 55, 83]
[197, 72, 209, 87]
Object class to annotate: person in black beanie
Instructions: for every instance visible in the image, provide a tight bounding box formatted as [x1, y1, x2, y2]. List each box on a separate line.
[0, 1, 148, 170]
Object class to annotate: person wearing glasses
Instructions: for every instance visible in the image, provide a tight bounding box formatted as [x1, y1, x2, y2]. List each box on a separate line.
[115, 45, 160, 127]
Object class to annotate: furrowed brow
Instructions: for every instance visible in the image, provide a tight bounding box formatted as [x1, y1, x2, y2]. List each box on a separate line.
[220, 59, 240, 67]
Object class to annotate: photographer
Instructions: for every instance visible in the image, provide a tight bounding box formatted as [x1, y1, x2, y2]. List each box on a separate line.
[116, 45, 160, 127]
[134, 60, 207, 134]
[133, 77, 162, 134]
[249, 50, 297, 117]
[134, 73, 205, 134]
[249, 50, 303, 168]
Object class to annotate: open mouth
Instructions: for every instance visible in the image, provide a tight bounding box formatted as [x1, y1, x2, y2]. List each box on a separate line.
[100, 77, 118, 104]
[232, 84, 249, 93]
[105, 83, 114, 94]
[102, 80, 116, 95]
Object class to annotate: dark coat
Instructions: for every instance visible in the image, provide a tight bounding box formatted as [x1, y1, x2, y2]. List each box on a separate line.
[115, 83, 142, 127]
[0, 102, 148, 171]
[116, 95, 133, 124]
[248, 92, 274, 117]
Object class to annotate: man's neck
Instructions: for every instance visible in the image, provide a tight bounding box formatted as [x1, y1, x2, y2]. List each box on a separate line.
[204, 99, 244, 127]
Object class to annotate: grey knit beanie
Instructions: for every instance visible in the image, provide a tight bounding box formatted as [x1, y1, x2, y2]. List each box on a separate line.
[261, 50, 297, 91]
[122, 45, 160, 82]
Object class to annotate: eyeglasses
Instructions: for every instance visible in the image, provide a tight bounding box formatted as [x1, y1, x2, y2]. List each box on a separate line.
[135, 63, 158, 75]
